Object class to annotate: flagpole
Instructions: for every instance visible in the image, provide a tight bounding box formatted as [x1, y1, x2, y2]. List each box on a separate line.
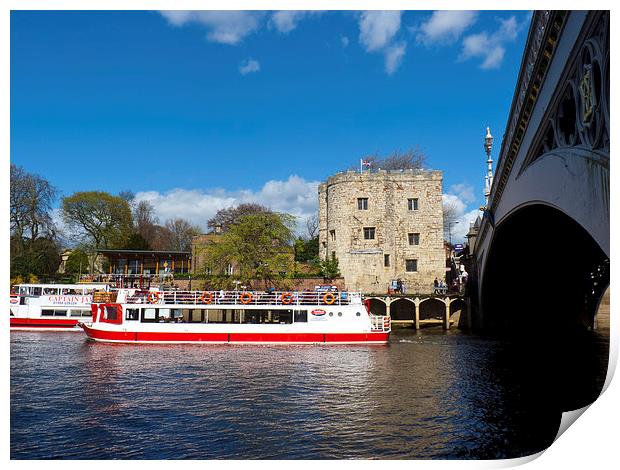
[360, 158, 363, 174]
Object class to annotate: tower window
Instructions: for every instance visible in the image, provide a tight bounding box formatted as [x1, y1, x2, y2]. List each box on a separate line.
[384, 254, 390, 267]
[405, 259, 418, 272]
[408, 233, 420, 245]
[408, 198, 419, 211]
[330, 230, 336, 241]
[357, 198, 369, 210]
[363, 227, 375, 240]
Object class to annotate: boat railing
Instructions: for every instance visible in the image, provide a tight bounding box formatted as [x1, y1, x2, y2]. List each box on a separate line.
[121, 290, 361, 307]
[370, 315, 391, 332]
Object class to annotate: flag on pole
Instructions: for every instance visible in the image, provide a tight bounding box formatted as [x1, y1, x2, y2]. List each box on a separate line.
[360, 158, 371, 173]
[362, 159, 371, 167]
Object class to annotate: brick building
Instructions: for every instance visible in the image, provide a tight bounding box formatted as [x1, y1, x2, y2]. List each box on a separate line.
[318, 169, 445, 294]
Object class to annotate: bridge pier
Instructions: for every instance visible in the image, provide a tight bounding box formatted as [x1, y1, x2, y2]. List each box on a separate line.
[414, 298, 420, 330]
[443, 300, 450, 330]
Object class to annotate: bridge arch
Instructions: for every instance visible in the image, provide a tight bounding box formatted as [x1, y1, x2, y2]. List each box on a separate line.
[418, 297, 446, 321]
[366, 298, 387, 316]
[481, 203, 608, 332]
[389, 298, 416, 321]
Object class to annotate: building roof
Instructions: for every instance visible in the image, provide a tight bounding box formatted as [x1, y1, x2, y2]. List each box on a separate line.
[96, 249, 191, 255]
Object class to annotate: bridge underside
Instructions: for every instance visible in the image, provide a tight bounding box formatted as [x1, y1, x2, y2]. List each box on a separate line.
[482, 204, 608, 333]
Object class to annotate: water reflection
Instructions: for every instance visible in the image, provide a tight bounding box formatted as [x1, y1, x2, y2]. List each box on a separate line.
[10, 327, 608, 459]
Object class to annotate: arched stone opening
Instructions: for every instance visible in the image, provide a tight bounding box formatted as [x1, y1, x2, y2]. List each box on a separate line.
[418, 298, 445, 322]
[390, 298, 415, 321]
[481, 204, 608, 333]
[367, 298, 386, 316]
[481, 203, 609, 412]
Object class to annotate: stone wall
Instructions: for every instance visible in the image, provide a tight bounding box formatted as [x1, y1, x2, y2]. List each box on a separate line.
[319, 169, 445, 294]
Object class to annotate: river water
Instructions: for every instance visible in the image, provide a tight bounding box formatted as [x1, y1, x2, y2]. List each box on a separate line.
[10, 328, 608, 460]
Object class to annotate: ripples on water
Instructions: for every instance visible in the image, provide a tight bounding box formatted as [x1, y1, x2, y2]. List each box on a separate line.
[10, 328, 608, 459]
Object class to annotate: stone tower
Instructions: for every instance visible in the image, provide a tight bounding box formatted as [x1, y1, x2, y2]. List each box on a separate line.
[318, 169, 445, 294]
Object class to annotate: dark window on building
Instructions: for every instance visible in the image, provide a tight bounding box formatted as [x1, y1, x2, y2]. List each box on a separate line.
[408, 198, 419, 211]
[126, 308, 140, 321]
[330, 230, 336, 241]
[408, 233, 420, 245]
[41, 309, 54, 316]
[363, 227, 376, 240]
[53, 310, 68, 317]
[406, 259, 418, 272]
[357, 198, 368, 210]
[384, 254, 390, 267]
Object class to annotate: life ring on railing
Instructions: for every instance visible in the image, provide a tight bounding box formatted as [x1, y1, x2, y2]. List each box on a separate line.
[201, 291, 213, 304]
[281, 292, 294, 304]
[322, 292, 336, 305]
[147, 291, 160, 304]
[240, 292, 253, 304]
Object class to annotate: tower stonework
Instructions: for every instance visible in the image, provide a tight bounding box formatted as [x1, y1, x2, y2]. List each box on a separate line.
[318, 169, 445, 294]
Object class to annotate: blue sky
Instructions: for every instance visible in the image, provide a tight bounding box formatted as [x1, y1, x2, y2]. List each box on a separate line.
[11, 10, 530, 240]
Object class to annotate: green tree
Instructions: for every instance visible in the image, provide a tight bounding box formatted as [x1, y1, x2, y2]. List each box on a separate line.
[61, 192, 133, 272]
[10, 236, 60, 279]
[207, 203, 272, 233]
[294, 236, 319, 262]
[203, 212, 296, 284]
[319, 254, 341, 280]
[123, 232, 151, 250]
[64, 249, 90, 277]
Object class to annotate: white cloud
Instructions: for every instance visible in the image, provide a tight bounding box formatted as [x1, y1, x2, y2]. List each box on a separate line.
[358, 11, 402, 52]
[159, 11, 263, 45]
[134, 175, 320, 235]
[358, 11, 406, 74]
[448, 183, 476, 205]
[460, 15, 523, 69]
[341, 35, 349, 48]
[270, 11, 323, 34]
[384, 42, 406, 75]
[239, 58, 260, 75]
[443, 183, 481, 242]
[416, 11, 478, 45]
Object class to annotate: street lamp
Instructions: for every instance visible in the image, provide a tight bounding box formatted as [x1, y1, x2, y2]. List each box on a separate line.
[483, 127, 494, 208]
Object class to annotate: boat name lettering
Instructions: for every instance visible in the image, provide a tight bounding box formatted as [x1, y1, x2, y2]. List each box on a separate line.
[46, 295, 92, 305]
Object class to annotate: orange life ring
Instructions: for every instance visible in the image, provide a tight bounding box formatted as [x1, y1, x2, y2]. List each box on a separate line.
[147, 291, 160, 304]
[201, 291, 213, 304]
[323, 292, 336, 305]
[281, 292, 294, 304]
[240, 292, 253, 304]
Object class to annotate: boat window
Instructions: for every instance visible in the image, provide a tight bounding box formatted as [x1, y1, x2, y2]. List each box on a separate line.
[142, 308, 158, 322]
[19, 286, 29, 296]
[31, 287, 42, 296]
[104, 306, 118, 320]
[41, 309, 54, 316]
[70, 309, 92, 317]
[125, 308, 140, 321]
[54, 310, 68, 317]
[84, 289, 95, 295]
[43, 288, 59, 295]
[294, 310, 308, 323]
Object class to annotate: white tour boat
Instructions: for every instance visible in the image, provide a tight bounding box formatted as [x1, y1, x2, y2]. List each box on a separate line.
[10, 283, 111, 331]
[80, 289, 391, 344]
